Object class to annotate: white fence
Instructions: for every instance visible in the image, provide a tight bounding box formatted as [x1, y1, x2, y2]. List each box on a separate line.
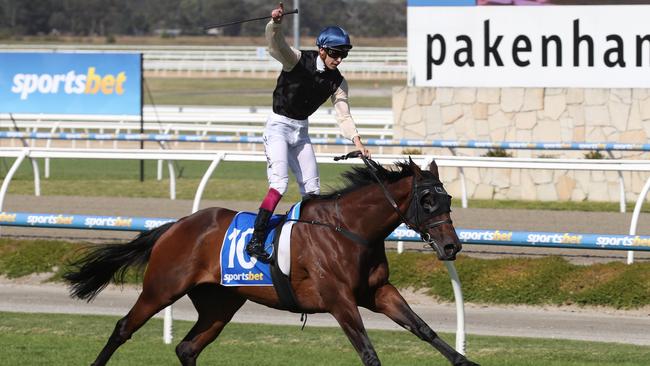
[1, 147, 649, 265]
[0, 45, 407, 78]
[0, 106, 394, 144]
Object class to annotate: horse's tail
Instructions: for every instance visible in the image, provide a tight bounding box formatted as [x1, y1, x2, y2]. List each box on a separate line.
[63, 221, 175, 302]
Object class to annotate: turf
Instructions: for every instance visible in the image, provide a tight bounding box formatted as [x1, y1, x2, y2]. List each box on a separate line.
[0, 312, 648, 366]
[1, 159, 647, 212]
[143, 77, 399, 107]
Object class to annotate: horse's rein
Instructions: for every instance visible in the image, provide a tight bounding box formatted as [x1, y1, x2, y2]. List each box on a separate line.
[293, 152, 449, 247]
[333, 151, 419, 232]
[282, 151, 409, 247]
[334, 152, 453, 248]
[285, 203, 370, 246]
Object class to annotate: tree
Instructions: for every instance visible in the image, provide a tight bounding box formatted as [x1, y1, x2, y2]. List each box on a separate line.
[203, 0, 248, 36]
[1, 0, 26, 34]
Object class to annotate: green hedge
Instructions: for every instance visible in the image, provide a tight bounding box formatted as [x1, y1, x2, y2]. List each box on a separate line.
[387, 253, 650, 309]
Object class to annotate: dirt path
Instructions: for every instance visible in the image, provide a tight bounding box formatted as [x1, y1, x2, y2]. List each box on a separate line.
[1, 278, 649, 346]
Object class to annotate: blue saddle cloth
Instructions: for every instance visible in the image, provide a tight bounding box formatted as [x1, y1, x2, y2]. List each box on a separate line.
[220, 203, 301, 286]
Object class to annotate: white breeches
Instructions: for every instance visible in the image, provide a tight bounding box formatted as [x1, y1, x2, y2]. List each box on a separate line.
[263, 113, 320, 196]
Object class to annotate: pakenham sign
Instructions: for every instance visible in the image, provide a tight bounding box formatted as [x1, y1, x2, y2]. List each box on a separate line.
[408, 5, 650, 87]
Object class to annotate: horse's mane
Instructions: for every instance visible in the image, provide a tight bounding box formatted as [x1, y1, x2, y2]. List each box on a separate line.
[317, 161, 413, 199]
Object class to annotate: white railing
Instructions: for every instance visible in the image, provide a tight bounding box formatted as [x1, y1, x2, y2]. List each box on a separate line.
[0, 106, 394, 144]
[1, 147, 649, 264]
[0, 45, 408, 78]
[3, 125, 649, 239]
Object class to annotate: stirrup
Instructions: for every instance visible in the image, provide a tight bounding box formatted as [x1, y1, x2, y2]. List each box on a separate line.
[246, 239, 271, 263]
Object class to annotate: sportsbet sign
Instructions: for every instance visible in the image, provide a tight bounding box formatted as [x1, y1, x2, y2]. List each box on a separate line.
[0, 52, 141, 115]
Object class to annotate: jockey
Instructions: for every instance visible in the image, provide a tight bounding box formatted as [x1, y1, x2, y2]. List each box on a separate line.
[246, 3, 371, 263]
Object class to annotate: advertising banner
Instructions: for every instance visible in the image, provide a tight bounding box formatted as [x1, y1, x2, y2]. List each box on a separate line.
[1, 211, 649, 251]
[0, 52, 141, 115]
[0, 211, 173, 231]
[387, 224, 650, 251]
[407, 5, 650, 87]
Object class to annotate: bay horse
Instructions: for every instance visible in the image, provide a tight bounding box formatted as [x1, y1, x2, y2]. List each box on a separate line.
[64, 154, 479, 366]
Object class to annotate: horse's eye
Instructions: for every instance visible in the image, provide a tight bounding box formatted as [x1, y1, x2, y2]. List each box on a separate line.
[421, 195, 437, 214]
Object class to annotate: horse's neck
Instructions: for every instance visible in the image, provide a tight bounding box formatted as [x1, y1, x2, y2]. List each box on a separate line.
[339, 177, 412, 242]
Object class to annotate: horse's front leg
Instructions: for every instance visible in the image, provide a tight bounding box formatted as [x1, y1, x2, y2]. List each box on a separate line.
[371, 284, 479, 366]
[330, 296, 382, 366]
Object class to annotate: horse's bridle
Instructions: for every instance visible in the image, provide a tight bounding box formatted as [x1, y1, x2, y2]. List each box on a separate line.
[334, 152, 453, 248]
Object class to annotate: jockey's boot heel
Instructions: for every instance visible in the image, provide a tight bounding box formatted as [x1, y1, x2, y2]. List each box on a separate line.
[246, 208, 273, 263]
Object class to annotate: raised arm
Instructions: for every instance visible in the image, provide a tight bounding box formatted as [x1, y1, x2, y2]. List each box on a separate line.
[265, 4, 300, 72]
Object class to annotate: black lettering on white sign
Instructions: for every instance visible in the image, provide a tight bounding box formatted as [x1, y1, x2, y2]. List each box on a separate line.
[424, 18, 650, 72]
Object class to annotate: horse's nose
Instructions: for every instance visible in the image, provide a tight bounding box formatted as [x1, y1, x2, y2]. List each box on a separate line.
[442, 243, 457, 261]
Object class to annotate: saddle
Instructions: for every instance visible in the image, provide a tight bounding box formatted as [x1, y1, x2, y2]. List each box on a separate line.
[219, 204, 303, 312]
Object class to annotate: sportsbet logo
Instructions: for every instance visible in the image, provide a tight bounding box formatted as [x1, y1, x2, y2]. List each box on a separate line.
[11, 67, 127, 100]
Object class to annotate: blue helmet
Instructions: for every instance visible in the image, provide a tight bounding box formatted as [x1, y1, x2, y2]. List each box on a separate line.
[316, 26, 352, 51]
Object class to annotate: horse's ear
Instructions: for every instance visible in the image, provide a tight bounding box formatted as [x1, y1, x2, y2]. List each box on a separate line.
[409, 157, 423, 177]
[429, 159, 440, 180]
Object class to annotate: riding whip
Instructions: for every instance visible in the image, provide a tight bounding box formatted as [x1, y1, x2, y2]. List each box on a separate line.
[203, 9, 298, 30]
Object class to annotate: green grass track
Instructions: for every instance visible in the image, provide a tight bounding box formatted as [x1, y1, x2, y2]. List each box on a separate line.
[1, 312, 648, 366]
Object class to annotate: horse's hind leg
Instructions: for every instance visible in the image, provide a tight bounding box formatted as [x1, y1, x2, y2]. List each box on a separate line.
[370, 284, 479, 366]
[91, 289, 175, 366]
[175, 284, 246, 366]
